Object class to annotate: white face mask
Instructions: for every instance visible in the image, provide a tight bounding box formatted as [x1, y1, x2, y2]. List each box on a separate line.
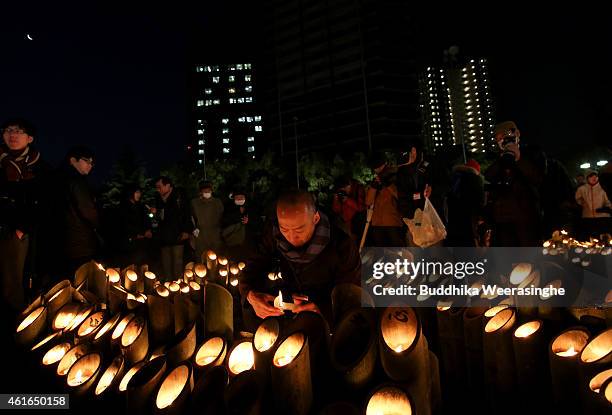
[202, 192, 212, 199]
[235, 199, 246, 206]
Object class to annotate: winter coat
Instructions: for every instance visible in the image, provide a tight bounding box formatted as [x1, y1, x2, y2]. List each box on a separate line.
[576, 182, 611, 218]
[191, 196, 224, 255]
[366, 167, 403, 227]
[446, 164, 485, 246]
[155, 189, 193, 247]
[396, 160, 431, 218]
[118, 200, 151, 251]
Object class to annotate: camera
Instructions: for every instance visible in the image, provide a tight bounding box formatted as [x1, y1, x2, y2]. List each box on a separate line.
[501, 136, 517, 147]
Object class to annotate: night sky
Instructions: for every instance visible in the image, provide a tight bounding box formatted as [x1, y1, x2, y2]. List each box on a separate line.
[1, 2, 608, 182]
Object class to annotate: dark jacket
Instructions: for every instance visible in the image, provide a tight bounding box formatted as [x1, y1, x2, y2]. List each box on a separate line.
[446, 165, 485, 246]
[155, 188, 193, 247]
[118, 200, 151, 250]
[239, 220, 361, 324]
[55, 165, 100, 259]
[396, 160, 431, 218]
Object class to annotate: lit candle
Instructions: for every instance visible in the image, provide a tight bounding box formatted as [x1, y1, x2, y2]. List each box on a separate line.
[556, 346, 578, 357]
[273, 290, 295, 312]
[228, 342, 254, 375]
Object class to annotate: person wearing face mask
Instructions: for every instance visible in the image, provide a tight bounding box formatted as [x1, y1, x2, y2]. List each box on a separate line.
[191, 181, 224, 261]
[575, 170, 612, 240]
[221, 188, 252, 259]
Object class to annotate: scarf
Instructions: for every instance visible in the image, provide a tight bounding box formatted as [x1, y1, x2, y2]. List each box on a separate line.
[0, 145, 40, 182]
[273, 212, 331, 265]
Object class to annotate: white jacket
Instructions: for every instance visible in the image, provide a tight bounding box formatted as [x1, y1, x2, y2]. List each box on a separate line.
[575, 182, 611, 218]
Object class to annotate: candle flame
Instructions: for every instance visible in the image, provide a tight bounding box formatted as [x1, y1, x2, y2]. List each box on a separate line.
[557, 346, 578, 357]
[96, 263, 105, 271]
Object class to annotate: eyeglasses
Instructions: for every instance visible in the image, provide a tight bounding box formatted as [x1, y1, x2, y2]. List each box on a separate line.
[2, 127, 27, 135]
[80, 158, 95, 166]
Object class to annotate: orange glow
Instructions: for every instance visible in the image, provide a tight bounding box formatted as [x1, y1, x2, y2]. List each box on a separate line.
[95, 356, 123, 396]
[16, 306, 44, 332]
[514, 321, 541, 338]
[366, 386, 412, 415]
[195, 337, 225, 367]
[254, 319, 279, 352]
[228, 342, 254, 374]
[273, 333, 304, 367]
[42, 342, 71, 365]
[381, 307, 417, 353]
[581, 329, 612, 363]
[156, 365, 190, 409]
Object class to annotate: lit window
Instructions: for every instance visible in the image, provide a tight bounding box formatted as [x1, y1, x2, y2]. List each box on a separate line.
[213, 99, 220, 105]
[229, 98, 236, 104]
[222, 118, 229, 124]
[238, 97, 245, 103]
[245, 85, 253, 92]
[247, 146, 255, 153]
[238, 116, 246, 122]
[205, 99, 213, 106]
[247, 117, 253, 122]
[254, 116, 261, 121]
[197, 129, 204, 135]
[197, 119, 203, 125]
[245, 75, 251, 81]
[196, 66, 203, 73]
[245, 97, 253, 103]
[213, 76, 219, 83]
[237, 64, 243, 70]
[223, 148, 230, 154]
[222, 128, 229, 134]
[255, 125, 262, 132]
[222, 138, 230, 144]
[198, 140, 204, 145]
[228, 88, 236, 94]
[198, 149, 204, 154]
[245, 63, 252, 69]
[229, 76, 235, 82]
[229, 65, 235, 71]
[198, 159, 203, 164]
[247, 137, 255, 142]
[205, 88, 212, 95]
[197, 100, 204, 107]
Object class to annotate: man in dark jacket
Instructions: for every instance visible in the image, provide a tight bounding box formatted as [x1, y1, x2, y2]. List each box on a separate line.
[154, 176, 192, 281]
[52, 146, 100, 277]
[0, 118, 48, 314]
[118, 184, 152, 267]
[446, 159, 485, 246]
[239, 190, 361, 330]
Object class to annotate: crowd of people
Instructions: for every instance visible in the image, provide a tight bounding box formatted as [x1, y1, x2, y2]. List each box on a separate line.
[1, 116, 611, 330]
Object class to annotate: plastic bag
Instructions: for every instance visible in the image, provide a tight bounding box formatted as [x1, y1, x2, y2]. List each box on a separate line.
[403, 198, 447, 247]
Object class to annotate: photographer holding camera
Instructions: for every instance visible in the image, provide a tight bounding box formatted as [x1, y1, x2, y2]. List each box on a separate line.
[484, 121, 544, 246]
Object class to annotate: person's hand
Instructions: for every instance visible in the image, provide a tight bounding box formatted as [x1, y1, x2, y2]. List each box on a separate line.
[292, 294, 320, 314]
[241, 215, 249, 224]
[144, 230, 153, 239]
[424, 184, 432, 199]
[15, 229, 24, 240]
[179, 232, 190, 241]
[247, 291, 284, 319]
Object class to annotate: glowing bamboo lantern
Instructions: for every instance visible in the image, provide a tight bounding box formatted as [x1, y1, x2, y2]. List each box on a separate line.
[238, 261, 246, 270]
[57, 343, 91, 376]
[435, 305, 467, 401]
[108, 283, 128, 314]
[194, 337, 227, 371]
[227, 341, 255, 376]
[75, 310, 106, 343]
[188, 365, 228, 415]
[92, 313, 121, 349]
[224, 370, 265, 415]
[126, 356, 167, 413]
[194, 264, 207, 284]
[31, 331, 63, 362]
[206, 251, 218, 275]
[173, 295, 200, 335]
[118, 361, 147, 392]
[123, 269, 142, 293]
[94, 356, 125, 397]
[154, 363, 194, 415]
[15, 305, 47, 345]
[42, 341, 72, 367]
[112, 313, 136, 353]
[512, 320, 550, 408]
[331, 283, 375, 329]
[121, 315, 149, 364]
[330, 308, 377, 390]
[271, 332, 312, 415]
[509, 263, 540, 318]
[43, 280, 73, 326]
[178, 281, 189, 294]
[365, 384, 413, 415]
[462, 302, 488, 402]
[549, 327, 590, 411]
[165, 323, 196, 366]
[380, 306, 431, 415]
[144, 271, 157, 294]
[483, 308, 517, 413]
[65, 305, 94, 333]
[147, 294, 174, 346]
[66, 352, 102, 396]
[204, 282, 233, 339]
[253, 318, 280, 377]
[51, 303, 80, 331]
[580, 328, 612, 388]
[584, 369, 612, 413]
[603, 378, 612, 409]
[483, 304, 509, 319]
[188, 281, 201, 303]
[183, 269, 194, 283]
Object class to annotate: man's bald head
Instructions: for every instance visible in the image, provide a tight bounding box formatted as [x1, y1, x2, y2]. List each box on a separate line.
[276, 190, 320, 247]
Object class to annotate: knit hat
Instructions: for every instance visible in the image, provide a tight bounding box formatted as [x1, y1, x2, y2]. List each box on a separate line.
[466, 159, 481, 174]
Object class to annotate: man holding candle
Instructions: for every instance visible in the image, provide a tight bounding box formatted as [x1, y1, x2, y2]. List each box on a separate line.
[239, 189, 361, 329]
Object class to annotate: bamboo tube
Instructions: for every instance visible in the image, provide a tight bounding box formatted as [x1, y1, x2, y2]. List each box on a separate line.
[549, 326, 590, 411]
[126, 356, 168, 414]
[51, 302, 82, 332]
[173, 295, 200, 336]
[579, 328, 612, 383]
[43, 280, 73, 326]
[379, 306, 431, 415]
[253, 317, 281, 378]
[204, 282, 233, 340]
[483, 308, 517, 413]
[154, 362, 194, 415]
[144, 271, 157, 294]
[435, 306, 467, 401]
[15, 305, 47, 346]
[270, 332, 312, 415]
[75, 310, 107, 344]
[57, 343, 91, 377]
[224, 369, 265, 415]
[121, 315, 149, 364]
[330, 308, 377, 390]
[94, 355, 125, 397]
[31, 331, 64, 362]
[194, 337, 227, 372]
[66, 351, 103, 396]
[463, 303, 487, 401]
[165, 322, 197, 366]
[583, 368, 612, 414]
[597, 377, 612, 413]
[111, 313, 136, 354]
[288, 311, 331, 382]
[365, 384, 414, 415]
[227, 341, 255, 377]
[429, 349, 441, 413]
[188, 365, 228, 415]
[330, 283, 375, 329]
[108, 284, 128, 314]
[147, 294, 174, 347]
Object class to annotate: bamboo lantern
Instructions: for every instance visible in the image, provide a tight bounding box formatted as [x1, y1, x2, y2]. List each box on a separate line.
[331, 283, 375, 330]
[178, 281, 189, 294]
[549, 327, 590, 411]
[483, 308, 517, 413]
[108, 284, 128, 314]
[118, 361, 147, 393]
[147, 294, 174, 346]
[602, 378, 612, 411]
[194, 263, 207, 284]
[144, 271, 157, 294]
[189, 365, 228, 415]
[483, 304, 509, 320]
[206, 251, 218, 275]
[57, 343, 91, 376]
[91, 262, 108, 301]
[75, 310, 106, 344]
[271, 332, 312, 415]
[238, 261, 246, 270]
[194, 337, 227, 371]
[124, 268, 143, 293]
[288, 311, 331, 380]
[224, 370, 265, 415]
[365, 384, 414, 415]
[173, 295, 200, 335]
[584, 368, 612, 413]
[380, 306, 430, 415]
[204, 282, 233, 340]
[218, 268, 229, 285]
[94, 356, 125, 397]
[31, 332, 63, 360]
[126, 356, 168, 414]
[65, 305, 94, 333]
[330, 308, 377, 390]
[112, 313, 136, 353]
[154, 363, 194, 415]
[51, 303, 81, 331]
[183, 269, 194, 283]
[121, 315, 149, 364]
[42, 341, 72, 368]
[436, 305, 467, 401]
[44, 280, 73, 326]
[227, 341, 255, 376]
[509, 263, 540, 318]
[189, 281, 202, 303]
[15, 305, 47, 346]
[253, 317, 281, 378]
[580, 328, 612, 381]
[462, 302, 488, 399]
[165, 323, 196, 366]
[512, 320, 551, 407]
[92, 313, 122, 349]
[66, 352, 103, 396]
